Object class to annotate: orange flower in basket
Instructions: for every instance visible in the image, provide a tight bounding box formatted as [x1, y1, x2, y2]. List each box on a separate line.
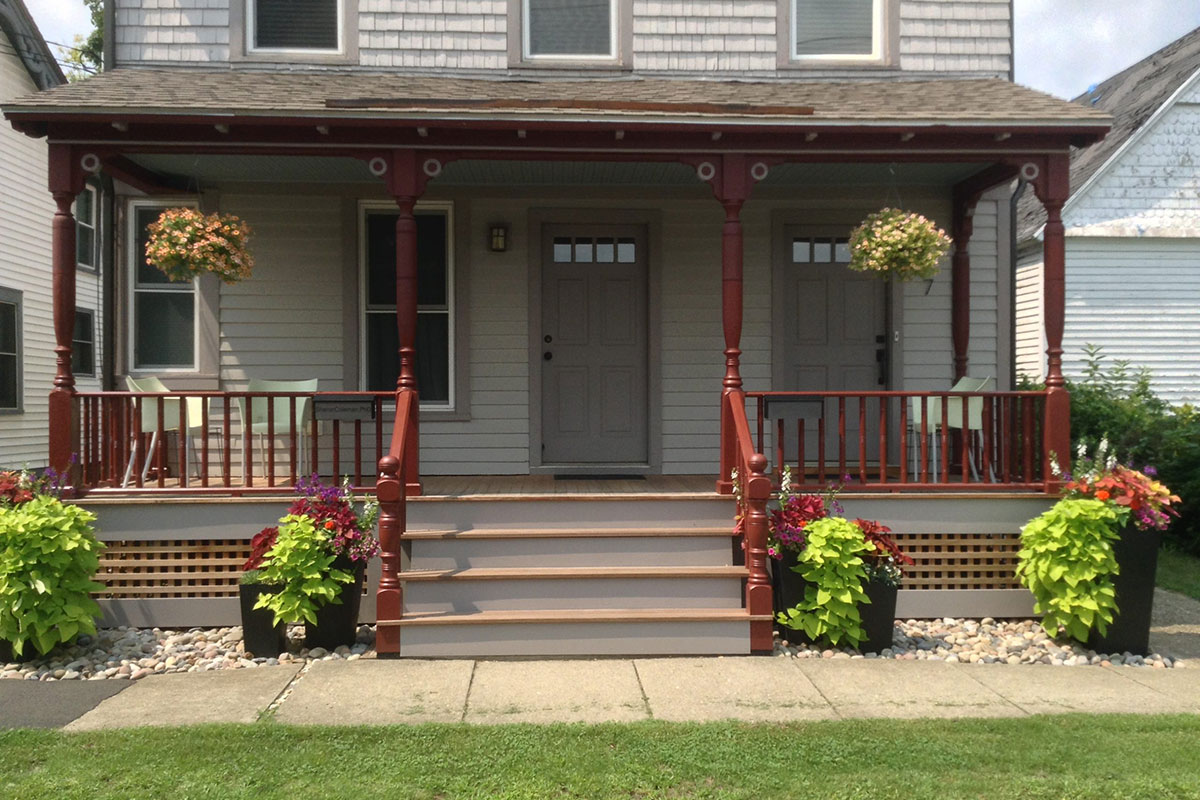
[1095, 490, 1110, 501]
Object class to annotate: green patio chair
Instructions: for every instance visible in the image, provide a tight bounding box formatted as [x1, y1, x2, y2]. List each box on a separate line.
[236, 378, 319, 482]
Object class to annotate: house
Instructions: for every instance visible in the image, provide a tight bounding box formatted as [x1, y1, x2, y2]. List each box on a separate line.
[0, 0, 103, 470]
[2, 0, 1108, 656]
[1017, 27, 1200, 403]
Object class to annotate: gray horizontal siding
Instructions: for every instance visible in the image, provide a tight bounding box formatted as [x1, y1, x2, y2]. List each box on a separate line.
[117, 0, 1011, 79]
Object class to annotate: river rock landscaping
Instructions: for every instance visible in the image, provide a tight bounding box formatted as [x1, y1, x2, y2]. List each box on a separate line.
[0, 624, 375, 681]
[775, 617, 1185, 668]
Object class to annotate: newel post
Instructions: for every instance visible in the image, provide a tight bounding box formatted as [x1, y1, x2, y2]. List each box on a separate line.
[375, 454, 403, 656]
[1031, 154, 1072, 486]
[743, 452, 774, 653]
[48, 144, 87, 478]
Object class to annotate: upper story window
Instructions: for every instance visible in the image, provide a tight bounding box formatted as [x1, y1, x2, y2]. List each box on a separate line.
[785, 0, 889, 64]
[525, 0, 615, 59]
[247, 0, 343, 53]
[0, 287, 21, 412]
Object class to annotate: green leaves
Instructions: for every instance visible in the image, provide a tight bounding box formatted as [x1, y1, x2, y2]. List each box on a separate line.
[253, 515, 355, 627]
[776, 517, 872, 647]
[0, 496, 104, 657]
[1016, 498, 1121, 643]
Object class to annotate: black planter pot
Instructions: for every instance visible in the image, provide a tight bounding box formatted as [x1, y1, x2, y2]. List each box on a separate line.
[239, 583, 287, 658]
[772, 551, 809, 637]
[306, 565, 365, 651]
[1088, 526, 1161, 657]
[859, 578, 899, 653]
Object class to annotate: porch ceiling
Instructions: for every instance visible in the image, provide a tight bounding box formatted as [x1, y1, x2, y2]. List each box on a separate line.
[124, 153, 988, 189]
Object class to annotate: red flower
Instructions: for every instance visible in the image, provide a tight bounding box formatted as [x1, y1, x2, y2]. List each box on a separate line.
[1094, 490, 1111, 501]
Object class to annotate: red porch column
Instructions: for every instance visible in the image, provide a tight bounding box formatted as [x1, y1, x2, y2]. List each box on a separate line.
[950, 194, 975, 380]
[48, 144, 86, 477]
[715, 155, 752, 494]
[386, 150, 428, 496]
[1034, 154, 1072, 484]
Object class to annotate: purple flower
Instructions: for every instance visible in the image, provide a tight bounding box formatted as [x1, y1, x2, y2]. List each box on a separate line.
[1143, 465, 1158, 477]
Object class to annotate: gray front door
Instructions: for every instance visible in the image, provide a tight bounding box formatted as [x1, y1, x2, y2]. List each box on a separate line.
[779, 227, 887, 465]
[541, 226, 648, 465]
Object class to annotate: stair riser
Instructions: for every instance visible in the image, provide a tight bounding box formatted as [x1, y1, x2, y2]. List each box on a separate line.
[409, 536, 735, 570]
[404, 577, 743, 613]
[399, 620, 751, 657]
[407, 499, 733, 530]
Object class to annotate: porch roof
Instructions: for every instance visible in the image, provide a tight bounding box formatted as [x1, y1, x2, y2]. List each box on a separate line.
[6, 69, 1109, 133]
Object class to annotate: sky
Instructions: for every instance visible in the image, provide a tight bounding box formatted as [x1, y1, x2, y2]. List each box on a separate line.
[18, 0, 1200, 99]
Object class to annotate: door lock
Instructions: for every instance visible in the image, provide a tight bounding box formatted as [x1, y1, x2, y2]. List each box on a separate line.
[543, 352, 553, 361]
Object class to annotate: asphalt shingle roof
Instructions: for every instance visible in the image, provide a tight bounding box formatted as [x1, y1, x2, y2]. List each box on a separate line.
[1017, 26, 1200, 239]
[5, 69, 1111, 128]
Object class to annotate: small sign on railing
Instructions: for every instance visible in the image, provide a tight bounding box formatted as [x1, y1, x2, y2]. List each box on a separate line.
[313, 395, 377, 421]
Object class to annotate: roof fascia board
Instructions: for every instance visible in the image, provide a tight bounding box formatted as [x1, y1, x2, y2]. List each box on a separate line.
[1062, 64, 1200, 224]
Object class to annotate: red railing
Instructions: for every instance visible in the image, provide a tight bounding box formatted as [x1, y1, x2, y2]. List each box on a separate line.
[75, 391, 394, 495]
[374, 388, 417, 656]
[744, 390, 1048, 492]
[725, 389, 774, 653]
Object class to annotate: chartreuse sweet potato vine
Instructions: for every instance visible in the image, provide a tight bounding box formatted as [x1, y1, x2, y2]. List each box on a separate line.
[0, 496, 105, 657]
[777, 517, 872, 646]
[253, 514, 353, 627]
[1016, 498, 1121, 642]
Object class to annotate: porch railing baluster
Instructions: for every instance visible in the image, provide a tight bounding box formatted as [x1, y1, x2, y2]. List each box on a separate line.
[223, 397, 232, 488]
[920, 396, 929, 484]
[267, 395, 276, 488]
[960, 394, 969, 485]
[289, 396, 298, 487]
[878, 396, 887, 485]
[899, 396, 908, 484]
[155, 396, 166, 489]
[243, 395, 253, 488]
[837, 397, 846, 479]
[858, 396, 867, 484]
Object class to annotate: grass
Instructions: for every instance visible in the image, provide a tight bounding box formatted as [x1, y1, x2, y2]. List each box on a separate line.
[4, 716, 1200, 799]
[1157, 547, 1200, 601]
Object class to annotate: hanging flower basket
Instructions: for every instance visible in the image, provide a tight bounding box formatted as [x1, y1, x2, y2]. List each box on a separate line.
[144, 208, 254, 284]
[848, 208, 952, 282]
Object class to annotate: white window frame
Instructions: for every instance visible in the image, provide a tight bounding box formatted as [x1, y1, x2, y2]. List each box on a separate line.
[127, 199, 200, 373]
[790, 0, 884, 62]
[75, 184, 99, 273]
[358, 200, 456, 412]
[246, 0, 345, 55]
[0, 287, 21, 413]
[522, 0, 618, 61]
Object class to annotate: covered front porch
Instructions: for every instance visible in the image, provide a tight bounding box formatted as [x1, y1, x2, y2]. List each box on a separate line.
[5, 71, 1108, 654]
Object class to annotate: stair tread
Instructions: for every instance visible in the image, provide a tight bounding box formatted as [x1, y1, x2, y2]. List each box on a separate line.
[401, 526, 734, 540]
[385, 608, 770, 626]
[402, 566, 748, 581]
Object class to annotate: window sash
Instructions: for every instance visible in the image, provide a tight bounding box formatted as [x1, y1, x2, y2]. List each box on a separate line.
[76, 186, 98, 271]
[249, 0, 343, 53]
[73, 308, 95, 377]
[0, 294, 20, 411]
[792, 0, 882, 60]
[360, 204, 454, 409]
[523, 0, 617, 60]
[128, 202, 199, 371]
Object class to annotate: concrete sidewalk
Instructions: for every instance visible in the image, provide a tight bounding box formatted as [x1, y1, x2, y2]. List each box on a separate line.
[2, 656, 1194, 731]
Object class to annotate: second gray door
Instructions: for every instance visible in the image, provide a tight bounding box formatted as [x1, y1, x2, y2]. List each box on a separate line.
[541, 226, 648, 465]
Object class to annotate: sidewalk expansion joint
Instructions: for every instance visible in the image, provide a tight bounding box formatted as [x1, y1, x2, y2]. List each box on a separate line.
[460, 660, 478, 723]
[631, 660, 653, 720]
[261, 661, 312, 720]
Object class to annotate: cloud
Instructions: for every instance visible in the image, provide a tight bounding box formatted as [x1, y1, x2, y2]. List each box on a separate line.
[1015, 0, 1200, 98]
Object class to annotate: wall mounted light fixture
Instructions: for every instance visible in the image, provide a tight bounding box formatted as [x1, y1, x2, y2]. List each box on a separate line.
[489, 223, 510, 252]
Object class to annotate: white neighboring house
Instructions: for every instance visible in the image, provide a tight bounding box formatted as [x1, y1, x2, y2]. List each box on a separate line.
[1017, 27, 1200, 404]
[0, 0, 102, 469]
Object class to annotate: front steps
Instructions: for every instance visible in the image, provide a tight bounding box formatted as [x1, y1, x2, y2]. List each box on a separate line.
[389, 496, 759, 657]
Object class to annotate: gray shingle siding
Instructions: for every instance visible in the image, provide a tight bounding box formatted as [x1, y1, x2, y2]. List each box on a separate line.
[116, 0, 1011, 78]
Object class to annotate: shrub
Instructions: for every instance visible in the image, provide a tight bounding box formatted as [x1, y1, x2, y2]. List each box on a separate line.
[1016, 498, 1121, 642]
[0, 492, 105, 657]
[776, 517, 872, 646]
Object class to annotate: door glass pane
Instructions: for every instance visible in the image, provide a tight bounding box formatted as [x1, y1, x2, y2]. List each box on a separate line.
[255, 0, 338, 50]
[553, 237, 573, 263]
[792, 239, 811, 263]
[528, 0, 612, 56]
[794, 0, 874, 56]
[834, 239, 851, 263]
[135, 292, 194, 368]
[574, 239, 593, 263]
[813, 239, 833, 262]
[0, 354, 16, 408]
[616, 238, 636, 263]
[595, 238, 615, 263]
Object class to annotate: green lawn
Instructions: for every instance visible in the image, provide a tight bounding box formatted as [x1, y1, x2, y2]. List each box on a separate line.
[4, 717, 1200, 799]
[1158, 547, 1200, 601]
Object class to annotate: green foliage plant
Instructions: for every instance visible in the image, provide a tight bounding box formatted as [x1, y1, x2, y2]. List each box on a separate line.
[253, 515, 353, 626]
[776, 517, 872, 646]
[1016, 497, 1121, 642]
[0, 495, 105, 657]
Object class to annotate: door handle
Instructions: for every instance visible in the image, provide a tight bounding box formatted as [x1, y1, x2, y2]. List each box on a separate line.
[544, 352, 553, 361]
